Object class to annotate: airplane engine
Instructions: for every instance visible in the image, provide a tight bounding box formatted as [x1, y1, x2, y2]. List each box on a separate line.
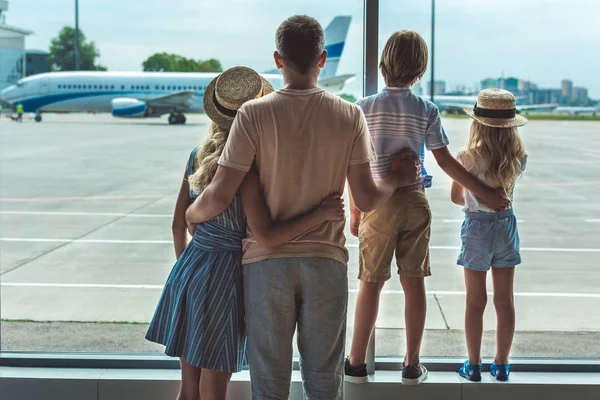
[111, 98, 147, 118]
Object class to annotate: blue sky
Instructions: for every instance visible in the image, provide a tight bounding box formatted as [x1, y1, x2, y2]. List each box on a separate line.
[5, 0, 600, 98]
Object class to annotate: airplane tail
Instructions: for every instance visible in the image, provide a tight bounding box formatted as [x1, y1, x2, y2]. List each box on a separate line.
[321, 16, 351, 80]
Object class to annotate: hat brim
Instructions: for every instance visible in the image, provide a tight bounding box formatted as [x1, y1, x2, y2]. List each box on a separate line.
[204, 73, 275, 130]
[464, 107, 528, 128]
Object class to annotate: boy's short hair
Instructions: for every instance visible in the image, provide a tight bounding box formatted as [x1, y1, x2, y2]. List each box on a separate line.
[380, 30, 428, 87]
[276, 15, 325, 74]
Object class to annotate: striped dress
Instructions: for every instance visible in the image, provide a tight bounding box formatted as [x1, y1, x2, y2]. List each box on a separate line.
[146, 147, 247, 372]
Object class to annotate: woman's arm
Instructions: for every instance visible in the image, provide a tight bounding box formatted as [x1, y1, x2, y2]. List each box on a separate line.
[172, 165, 193, 258]
[240, 167, 344, 250]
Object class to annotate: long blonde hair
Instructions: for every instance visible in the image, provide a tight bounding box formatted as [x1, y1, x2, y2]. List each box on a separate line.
[188, 122, 229, 194]
[464, 121, 526, 195]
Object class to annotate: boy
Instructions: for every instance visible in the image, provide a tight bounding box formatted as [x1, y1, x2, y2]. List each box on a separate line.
[345, 30, 510, 385]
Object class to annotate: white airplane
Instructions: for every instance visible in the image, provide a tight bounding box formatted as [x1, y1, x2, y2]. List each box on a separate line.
[0, 16, 354, 125]
[552, 103, 600, 115]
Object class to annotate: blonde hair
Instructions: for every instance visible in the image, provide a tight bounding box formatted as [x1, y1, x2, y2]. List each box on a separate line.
[188, 122, 229, 194]
[463, 121, 526, 195]
[380, 30, 428, 87]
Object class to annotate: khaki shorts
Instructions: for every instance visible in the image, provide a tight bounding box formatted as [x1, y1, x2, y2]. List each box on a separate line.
[358, 183, 432, 282]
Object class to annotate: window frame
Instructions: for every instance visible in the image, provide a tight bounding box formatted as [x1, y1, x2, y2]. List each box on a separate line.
[1, 0, 599, 373]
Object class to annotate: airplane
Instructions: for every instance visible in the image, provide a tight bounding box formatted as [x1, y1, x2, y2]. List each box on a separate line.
[552, 103, 600, 115]
[429, 94, 558, 114]
[0, 16, 354, 125]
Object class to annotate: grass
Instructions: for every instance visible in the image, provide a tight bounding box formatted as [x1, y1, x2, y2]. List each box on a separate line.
[1, 319, 148, 325]
[442, 113, 600, 121]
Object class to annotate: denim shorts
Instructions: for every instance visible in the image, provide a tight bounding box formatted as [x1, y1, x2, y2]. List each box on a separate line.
[457, 208, 521, 272]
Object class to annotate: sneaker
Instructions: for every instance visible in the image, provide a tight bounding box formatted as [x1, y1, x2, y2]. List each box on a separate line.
[344, 357, 368, 384]
[458, 360, 482, 382]
[490, 362, 510, 381]
[402, 363, 428, 385]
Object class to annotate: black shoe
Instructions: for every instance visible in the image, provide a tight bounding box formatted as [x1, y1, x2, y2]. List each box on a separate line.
[402, 363, 428, 385]
[344, 357, 368, 384]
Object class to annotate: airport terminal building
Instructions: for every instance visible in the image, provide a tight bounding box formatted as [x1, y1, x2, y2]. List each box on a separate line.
[0, 23, 32, 91]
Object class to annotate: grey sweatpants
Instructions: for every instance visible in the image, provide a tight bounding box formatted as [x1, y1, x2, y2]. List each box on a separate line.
[243, 257, 348, 400]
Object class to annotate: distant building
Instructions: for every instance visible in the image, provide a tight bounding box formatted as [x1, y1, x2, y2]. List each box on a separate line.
[481, 77, 522, 94]
[25, 49, 50, 76]
[572, 87, 588, 105]
[426, 80, 446, 95]
[561, 79, 573, 104]
[0, 1, 33, 90]
[480, 78, 497, 90]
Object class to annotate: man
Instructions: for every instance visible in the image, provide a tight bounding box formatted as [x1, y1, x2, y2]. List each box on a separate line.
[186, 15, 419, 399]
[16, 103, 24, 123]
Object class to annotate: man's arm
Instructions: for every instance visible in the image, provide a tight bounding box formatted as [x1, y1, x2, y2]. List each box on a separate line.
[347, 150, 419, 213]
[431, 146, 510, 211]
[185, 165, 247, 225]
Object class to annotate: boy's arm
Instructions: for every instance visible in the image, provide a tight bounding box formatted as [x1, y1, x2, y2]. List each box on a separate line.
[431, 146, 510, 211]
[240, 167, 344, 250]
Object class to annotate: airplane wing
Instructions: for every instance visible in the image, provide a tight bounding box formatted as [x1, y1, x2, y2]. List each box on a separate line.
[516, 103, 557, 112]
[146, 91, 196, 109]
[319, 74, 356, 94]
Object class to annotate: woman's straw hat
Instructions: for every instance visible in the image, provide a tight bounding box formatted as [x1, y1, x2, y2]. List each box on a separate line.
[204, 66, 274, 129]
[464, 88, 528, 128]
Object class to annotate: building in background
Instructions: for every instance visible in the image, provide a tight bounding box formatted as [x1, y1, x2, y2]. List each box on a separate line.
[561, 79, 573, 104]
[0, 1, 33, 90]
[411, 81, 422, 96]
[426, 80, 446, 95]
[25, 50, 50, 76]
[572, 87, 588, 105]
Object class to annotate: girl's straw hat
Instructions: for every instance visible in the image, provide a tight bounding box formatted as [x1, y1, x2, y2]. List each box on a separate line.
[204, 66, 274, 129]
[464, 88, 528, 128]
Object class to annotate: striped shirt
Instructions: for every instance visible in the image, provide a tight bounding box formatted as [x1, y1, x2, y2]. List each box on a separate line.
[357, 87, 449, 181]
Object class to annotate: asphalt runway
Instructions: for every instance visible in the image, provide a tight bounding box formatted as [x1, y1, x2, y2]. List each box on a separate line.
[1, 113, 599, 357]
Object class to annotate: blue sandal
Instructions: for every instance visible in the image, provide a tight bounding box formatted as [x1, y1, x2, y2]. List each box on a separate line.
[490, 363, 511, 381]
[458, 361, 482, 382]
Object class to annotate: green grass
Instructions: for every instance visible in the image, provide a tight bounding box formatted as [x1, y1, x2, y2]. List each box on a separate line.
[1, 318, 147, 325]
[442, 113, 600, 121]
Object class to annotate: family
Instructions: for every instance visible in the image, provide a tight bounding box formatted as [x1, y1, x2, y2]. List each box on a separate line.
[145, 15, 528, 400]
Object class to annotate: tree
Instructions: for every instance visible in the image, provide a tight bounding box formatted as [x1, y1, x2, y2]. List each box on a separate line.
[142, 53, 223, 73]
[48, 27, 106, 71]
[339, 93, 357, 103]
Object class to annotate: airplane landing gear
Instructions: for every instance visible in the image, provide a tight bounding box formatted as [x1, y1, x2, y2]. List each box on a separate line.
[34, 113, 42, 122]
[168, 113, 186, 125]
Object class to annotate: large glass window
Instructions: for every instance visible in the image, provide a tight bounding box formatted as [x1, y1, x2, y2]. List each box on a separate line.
[374, 0, 600, 359]
[0, 0, 364, 354]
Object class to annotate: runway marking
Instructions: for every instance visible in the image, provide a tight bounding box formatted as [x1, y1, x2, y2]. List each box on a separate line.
[1, 238, 599, 253]
[0, 194, 170, 203]
[2, 282, 599, 298]
[0, 211, 171, 218]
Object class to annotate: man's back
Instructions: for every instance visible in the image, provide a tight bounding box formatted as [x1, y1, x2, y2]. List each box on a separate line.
[219, 87, 375, 265]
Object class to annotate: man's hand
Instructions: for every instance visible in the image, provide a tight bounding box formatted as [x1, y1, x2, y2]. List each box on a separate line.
[350, 210, 361, 237]
[482, 187, 511, 212]
[390, 148, 422, 187]
[185, 207, 197, 236]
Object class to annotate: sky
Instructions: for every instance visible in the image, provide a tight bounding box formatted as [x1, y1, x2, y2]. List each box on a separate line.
[4, 0, 600, 98]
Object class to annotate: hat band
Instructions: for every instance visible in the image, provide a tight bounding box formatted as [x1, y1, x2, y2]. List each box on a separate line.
[213, 91, 238, 118]
[473, 103, 516, 119]
[213, 88, 264, 119]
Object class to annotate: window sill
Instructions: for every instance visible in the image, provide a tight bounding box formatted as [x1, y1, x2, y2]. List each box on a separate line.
[1, 367, 600, 400]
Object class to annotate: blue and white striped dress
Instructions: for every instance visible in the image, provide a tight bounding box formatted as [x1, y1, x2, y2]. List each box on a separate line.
[146, 147, 247, 372]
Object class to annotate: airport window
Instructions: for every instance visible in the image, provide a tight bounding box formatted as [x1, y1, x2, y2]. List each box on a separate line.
[3, 0, 600, 372]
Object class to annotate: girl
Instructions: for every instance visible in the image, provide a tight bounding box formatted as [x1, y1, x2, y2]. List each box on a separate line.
[146, 67, 345, 400]
[451, 89, 528, 382]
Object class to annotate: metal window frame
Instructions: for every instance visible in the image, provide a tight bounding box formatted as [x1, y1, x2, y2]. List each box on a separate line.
[2, 0, 600, 374]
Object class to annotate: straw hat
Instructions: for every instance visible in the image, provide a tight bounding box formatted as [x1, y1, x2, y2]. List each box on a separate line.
[204, 66, 274, 129]
[464, 88, 528, 128]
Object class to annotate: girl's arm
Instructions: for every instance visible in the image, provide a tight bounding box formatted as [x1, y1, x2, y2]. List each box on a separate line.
[450, 180, 465, 206]
[240, 166, 344, 250]
[172, 165, 193, 258]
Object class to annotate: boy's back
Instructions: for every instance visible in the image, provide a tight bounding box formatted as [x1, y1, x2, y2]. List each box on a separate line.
[357, 87, 448, 181]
